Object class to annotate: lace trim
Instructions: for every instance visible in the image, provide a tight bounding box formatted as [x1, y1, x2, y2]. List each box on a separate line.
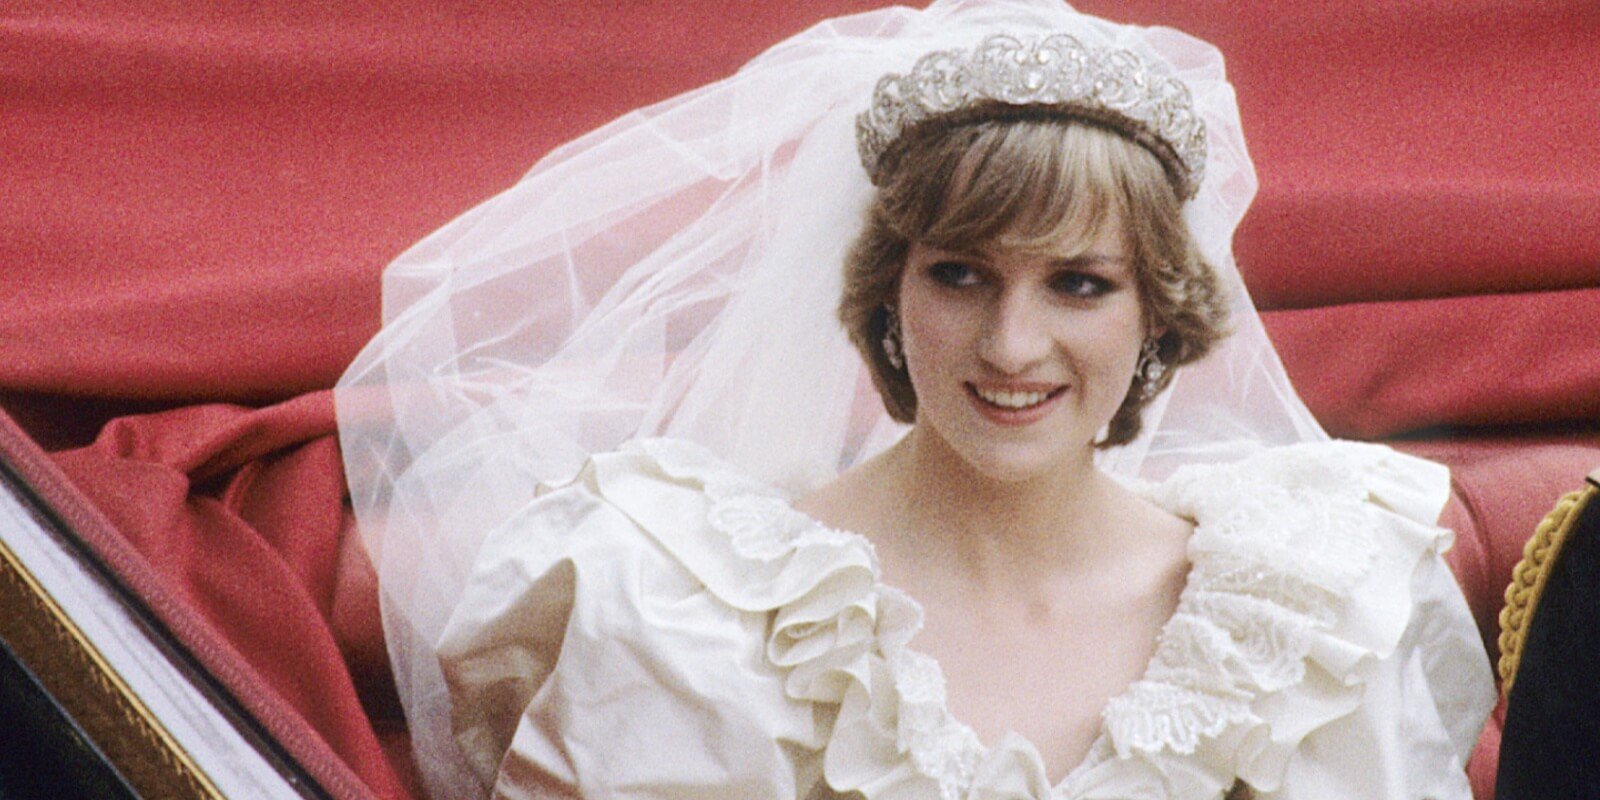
[1103, 457, 1380, 759]
[709, 494, 863, 561]
[893, 651, 985, 800]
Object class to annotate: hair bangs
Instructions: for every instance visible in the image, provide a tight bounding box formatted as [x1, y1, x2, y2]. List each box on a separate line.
[911, 119, 1134, 258]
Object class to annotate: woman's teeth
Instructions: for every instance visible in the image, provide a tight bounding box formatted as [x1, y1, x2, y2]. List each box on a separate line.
[975, 387, 1052, 409]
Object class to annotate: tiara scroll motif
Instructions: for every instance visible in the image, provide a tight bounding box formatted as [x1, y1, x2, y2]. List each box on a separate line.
[855, 33, 1208, 200]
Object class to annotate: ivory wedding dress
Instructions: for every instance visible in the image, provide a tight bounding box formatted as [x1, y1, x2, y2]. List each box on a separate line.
[438, 438, 1490, 799]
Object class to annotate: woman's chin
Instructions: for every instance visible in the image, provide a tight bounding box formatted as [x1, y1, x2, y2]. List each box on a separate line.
[949, 440, 1085, 486]
[907, 411, 1099, 486]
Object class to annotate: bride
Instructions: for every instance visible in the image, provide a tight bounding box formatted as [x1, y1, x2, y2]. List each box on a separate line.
[336, 1, 1495, 798]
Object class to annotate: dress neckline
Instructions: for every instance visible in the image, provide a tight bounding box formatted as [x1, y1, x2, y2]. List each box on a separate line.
[779, 485, 1191, 795]
[594, 437, 1435, 799]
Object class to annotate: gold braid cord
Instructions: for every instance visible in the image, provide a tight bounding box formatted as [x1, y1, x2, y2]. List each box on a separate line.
[0, 537, 225, 799]
[1498, 485, 1597, 695]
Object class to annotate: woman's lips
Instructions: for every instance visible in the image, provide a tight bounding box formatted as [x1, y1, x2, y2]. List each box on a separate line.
[965, 382, 1068, 426]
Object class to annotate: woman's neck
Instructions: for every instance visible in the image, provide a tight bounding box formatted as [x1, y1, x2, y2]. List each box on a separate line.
[881, 428, 1127, 590]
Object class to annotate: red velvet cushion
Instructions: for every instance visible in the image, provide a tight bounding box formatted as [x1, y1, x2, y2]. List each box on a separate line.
[1264, 288, 1600, 439]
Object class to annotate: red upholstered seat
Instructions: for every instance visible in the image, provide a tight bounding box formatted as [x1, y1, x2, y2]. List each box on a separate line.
[4, 2, 1597, 798]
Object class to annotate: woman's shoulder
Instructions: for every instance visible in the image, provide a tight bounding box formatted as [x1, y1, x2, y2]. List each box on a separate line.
[442, 438, 888, 656]
[440, 437, 897, 795]
[1150, 439, 1451, 522]
[565, 438, 880, 595]
[1135, 440, 1458, 670]
[1141, 439, 1453, 568]
[1082, 439, 1486, 796]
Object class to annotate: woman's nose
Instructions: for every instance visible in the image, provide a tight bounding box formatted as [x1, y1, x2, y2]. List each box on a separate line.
[976, 290, 1051, 374]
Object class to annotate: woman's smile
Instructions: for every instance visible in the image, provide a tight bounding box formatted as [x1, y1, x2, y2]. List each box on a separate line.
[966, 381, 1070, 425]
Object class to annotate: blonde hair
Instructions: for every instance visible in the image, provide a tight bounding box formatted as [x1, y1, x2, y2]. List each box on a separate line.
[840, 108, 1230, 445]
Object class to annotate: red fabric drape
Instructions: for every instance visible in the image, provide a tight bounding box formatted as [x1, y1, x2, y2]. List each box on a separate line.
[47, 393, 415, 799]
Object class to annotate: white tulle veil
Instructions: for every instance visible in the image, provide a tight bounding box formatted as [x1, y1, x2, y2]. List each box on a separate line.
[335, 0, 1326, 794]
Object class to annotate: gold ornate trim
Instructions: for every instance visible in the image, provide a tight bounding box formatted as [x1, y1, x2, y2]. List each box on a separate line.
[1497, 485, 1597, 695]
[0, 536, 225, 799]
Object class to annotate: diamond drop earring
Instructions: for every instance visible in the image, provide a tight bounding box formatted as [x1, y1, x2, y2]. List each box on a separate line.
[882, 304, 905, 370]
[1136, 337, 1166, 399]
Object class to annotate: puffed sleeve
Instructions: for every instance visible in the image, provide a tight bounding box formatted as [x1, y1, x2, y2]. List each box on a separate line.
[1261, 445, 1497, 799]
[435, 445, 831, 800]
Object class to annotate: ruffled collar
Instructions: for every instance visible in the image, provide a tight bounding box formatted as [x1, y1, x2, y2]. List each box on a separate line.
[586, 438, 1447, 800]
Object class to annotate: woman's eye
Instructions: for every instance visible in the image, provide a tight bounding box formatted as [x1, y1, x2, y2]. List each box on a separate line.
[1050, 271, 1111, 298]
[927, 261, 979, 287]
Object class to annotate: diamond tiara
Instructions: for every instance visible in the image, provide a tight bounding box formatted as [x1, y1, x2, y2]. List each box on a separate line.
[855, 33, 1207, 200]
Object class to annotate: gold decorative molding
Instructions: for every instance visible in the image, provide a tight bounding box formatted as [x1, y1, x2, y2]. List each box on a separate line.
[0, 535, 225, 799]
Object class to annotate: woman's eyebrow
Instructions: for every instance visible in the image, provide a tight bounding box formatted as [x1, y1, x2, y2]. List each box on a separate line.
[1049, 254, 1130, 269]
[924, 245, 985, 260]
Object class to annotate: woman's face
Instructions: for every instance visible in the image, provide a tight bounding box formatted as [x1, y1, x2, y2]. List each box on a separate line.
[897, 217, 1147, 483]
